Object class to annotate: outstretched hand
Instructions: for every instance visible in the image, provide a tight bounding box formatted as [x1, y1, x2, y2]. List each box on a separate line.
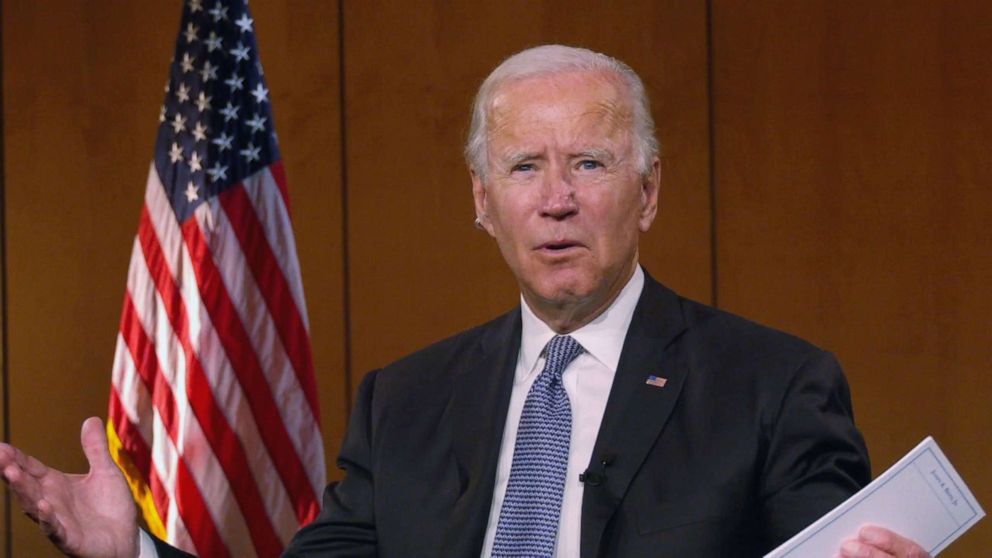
[0, 417, 138, 558]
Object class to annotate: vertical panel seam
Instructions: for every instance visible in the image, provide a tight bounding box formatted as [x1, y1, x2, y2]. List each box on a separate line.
[706, 0, 719, 309]
[337, 0, 353, 419]
[0, 0, 11, 551]
[0, 0, 14, 558]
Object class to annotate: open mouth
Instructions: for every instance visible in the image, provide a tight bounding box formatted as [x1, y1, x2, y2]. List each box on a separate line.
[537, 241, 583, 253]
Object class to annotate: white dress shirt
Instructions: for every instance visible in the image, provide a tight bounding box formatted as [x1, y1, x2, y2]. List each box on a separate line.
[138, 529, 158, 558]
[480, 266, 645, 557]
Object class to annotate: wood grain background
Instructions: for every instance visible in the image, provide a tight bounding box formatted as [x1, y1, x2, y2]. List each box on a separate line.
[2, 1, 988, 555]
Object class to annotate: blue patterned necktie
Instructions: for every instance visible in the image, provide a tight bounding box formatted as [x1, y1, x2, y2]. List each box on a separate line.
[492, 335, 584, 557]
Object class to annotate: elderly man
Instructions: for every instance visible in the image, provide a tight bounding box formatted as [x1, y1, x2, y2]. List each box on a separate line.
[2, 45, 928, 558]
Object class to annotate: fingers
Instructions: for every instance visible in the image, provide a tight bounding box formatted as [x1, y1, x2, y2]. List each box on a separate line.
[24, 453, 52, 477]
[36, 497, 68, 546]
[840, 538, 892, 558]
[0, 443, 21, 480]
[1, 441, 50, 479]
[2, 454, 44, 518]
[0, 442, 27, 471]
[839, 525, 931, 558]
[80, 416, 114, 472]
[0, 442, 16, 467]
[860, 525, 930, 557]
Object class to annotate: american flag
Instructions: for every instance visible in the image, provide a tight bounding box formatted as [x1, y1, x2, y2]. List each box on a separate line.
[106, 1, 325, 556]
[645, 375, 668, 388]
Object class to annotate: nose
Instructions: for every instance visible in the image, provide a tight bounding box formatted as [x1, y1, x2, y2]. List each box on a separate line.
[539, 164, 577, 220]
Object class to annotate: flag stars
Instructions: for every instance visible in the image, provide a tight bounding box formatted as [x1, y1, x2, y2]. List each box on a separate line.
[185, 181, 199, 202]
[234, 13, 254, 34]
[240, 143, 261, 163]
[209, 2, 229, 22]
[183, 23, 198, 43]
[195, 92, 212, 112]
[212, 131, 233, 151]
[171, 113, 188, 134]
[250, 83, 269, 104]
[230, 42, 250, 62]
[181, 53, 196, 73]
[161, 6, 276, 192]
[207, 161, 228, 182]
[176, 82, 191, 103]
[219, 102, 239, 122]
[246, 113, 267, 134]
[188, 151, 203, 172]
[204, 31, 223, 53]
[169, 142, 184, 164]
[225, 73, 244, 92]
[200, 61, 218, 83]
[192, 122, 208, 142]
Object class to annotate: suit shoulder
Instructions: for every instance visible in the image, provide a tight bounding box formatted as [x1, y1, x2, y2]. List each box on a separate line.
[670, 294, 856, 440]
[365, 308, 518, 394]
[676, 296, 830, 375]
[680, 296, 822, 352]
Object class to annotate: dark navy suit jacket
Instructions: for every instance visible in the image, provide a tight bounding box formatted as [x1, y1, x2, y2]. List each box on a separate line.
[158, 274, 870, 557]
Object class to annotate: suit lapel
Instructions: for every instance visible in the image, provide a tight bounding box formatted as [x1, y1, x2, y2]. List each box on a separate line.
[580, 276, 689, 557]
[442, 309, 521, 556]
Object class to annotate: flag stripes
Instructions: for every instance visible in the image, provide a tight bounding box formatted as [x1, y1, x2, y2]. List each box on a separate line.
[112, 167, 323, 556]
[218, 179, 321, 422]
[110, 4, 326, 555]
[199, 181, 323, 508]
[108, 388, 153, 493]
[118, 288, 241, 556]
[182, 217, 319, 532]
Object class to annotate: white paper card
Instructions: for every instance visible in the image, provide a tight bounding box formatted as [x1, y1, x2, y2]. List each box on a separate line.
[765, 436, 984, 557]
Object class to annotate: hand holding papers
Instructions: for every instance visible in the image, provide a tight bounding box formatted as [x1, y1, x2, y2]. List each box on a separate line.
[766, 437, 984, 557]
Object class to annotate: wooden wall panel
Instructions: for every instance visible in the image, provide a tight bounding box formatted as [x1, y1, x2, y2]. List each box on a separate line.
[1, 1, 344, 555]
[343, 1, 712, 390]
[3, 2, 177, 554]
[10, 0, 986, 554]
[712, 1, 991, 553]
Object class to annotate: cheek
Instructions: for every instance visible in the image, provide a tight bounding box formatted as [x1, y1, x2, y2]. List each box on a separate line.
[487, 203, 528, 257]
[590, 203, 642, 254]
[489, 192, 533, 234]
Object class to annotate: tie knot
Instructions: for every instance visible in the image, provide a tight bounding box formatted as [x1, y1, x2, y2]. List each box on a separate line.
[543, 335, 583, 378]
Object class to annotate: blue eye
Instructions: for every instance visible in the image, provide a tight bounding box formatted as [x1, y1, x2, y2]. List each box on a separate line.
[579, 160, 602, 170]
[512, 163, 535, 173]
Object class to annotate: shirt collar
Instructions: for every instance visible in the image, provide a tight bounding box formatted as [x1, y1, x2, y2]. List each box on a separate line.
[518, 265, 645, 380]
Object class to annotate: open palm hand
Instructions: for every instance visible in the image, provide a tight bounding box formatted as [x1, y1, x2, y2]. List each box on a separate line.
[1, 417, 138, 558]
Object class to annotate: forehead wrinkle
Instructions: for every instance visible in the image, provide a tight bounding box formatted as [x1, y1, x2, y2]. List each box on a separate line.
[484, 71, 637, 166]
[560, 103, 632, 163]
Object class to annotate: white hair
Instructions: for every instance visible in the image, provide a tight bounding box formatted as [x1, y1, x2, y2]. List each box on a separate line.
[465, 44, 659, 181]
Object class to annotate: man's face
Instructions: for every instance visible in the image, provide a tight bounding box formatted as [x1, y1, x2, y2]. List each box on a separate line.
[472, 70, 659, 330]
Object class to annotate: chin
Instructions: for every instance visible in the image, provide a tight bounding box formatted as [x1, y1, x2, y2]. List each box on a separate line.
[531, 276, 600, 307]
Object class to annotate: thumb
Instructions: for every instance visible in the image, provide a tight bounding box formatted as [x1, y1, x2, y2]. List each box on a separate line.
[80, 417, 115, 472]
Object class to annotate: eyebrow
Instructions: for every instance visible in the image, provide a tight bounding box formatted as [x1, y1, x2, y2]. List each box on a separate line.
[572, 148, 616, 163]
[496, 147, 619, 168]
[501, 151, 543, 167]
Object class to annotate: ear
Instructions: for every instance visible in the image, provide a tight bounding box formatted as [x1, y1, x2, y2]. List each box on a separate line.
[471, 169, 497, 237]
[637, 156, 661, 232]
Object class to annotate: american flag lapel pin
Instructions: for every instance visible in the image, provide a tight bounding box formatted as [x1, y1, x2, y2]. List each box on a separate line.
[645, 375, 668, 388]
